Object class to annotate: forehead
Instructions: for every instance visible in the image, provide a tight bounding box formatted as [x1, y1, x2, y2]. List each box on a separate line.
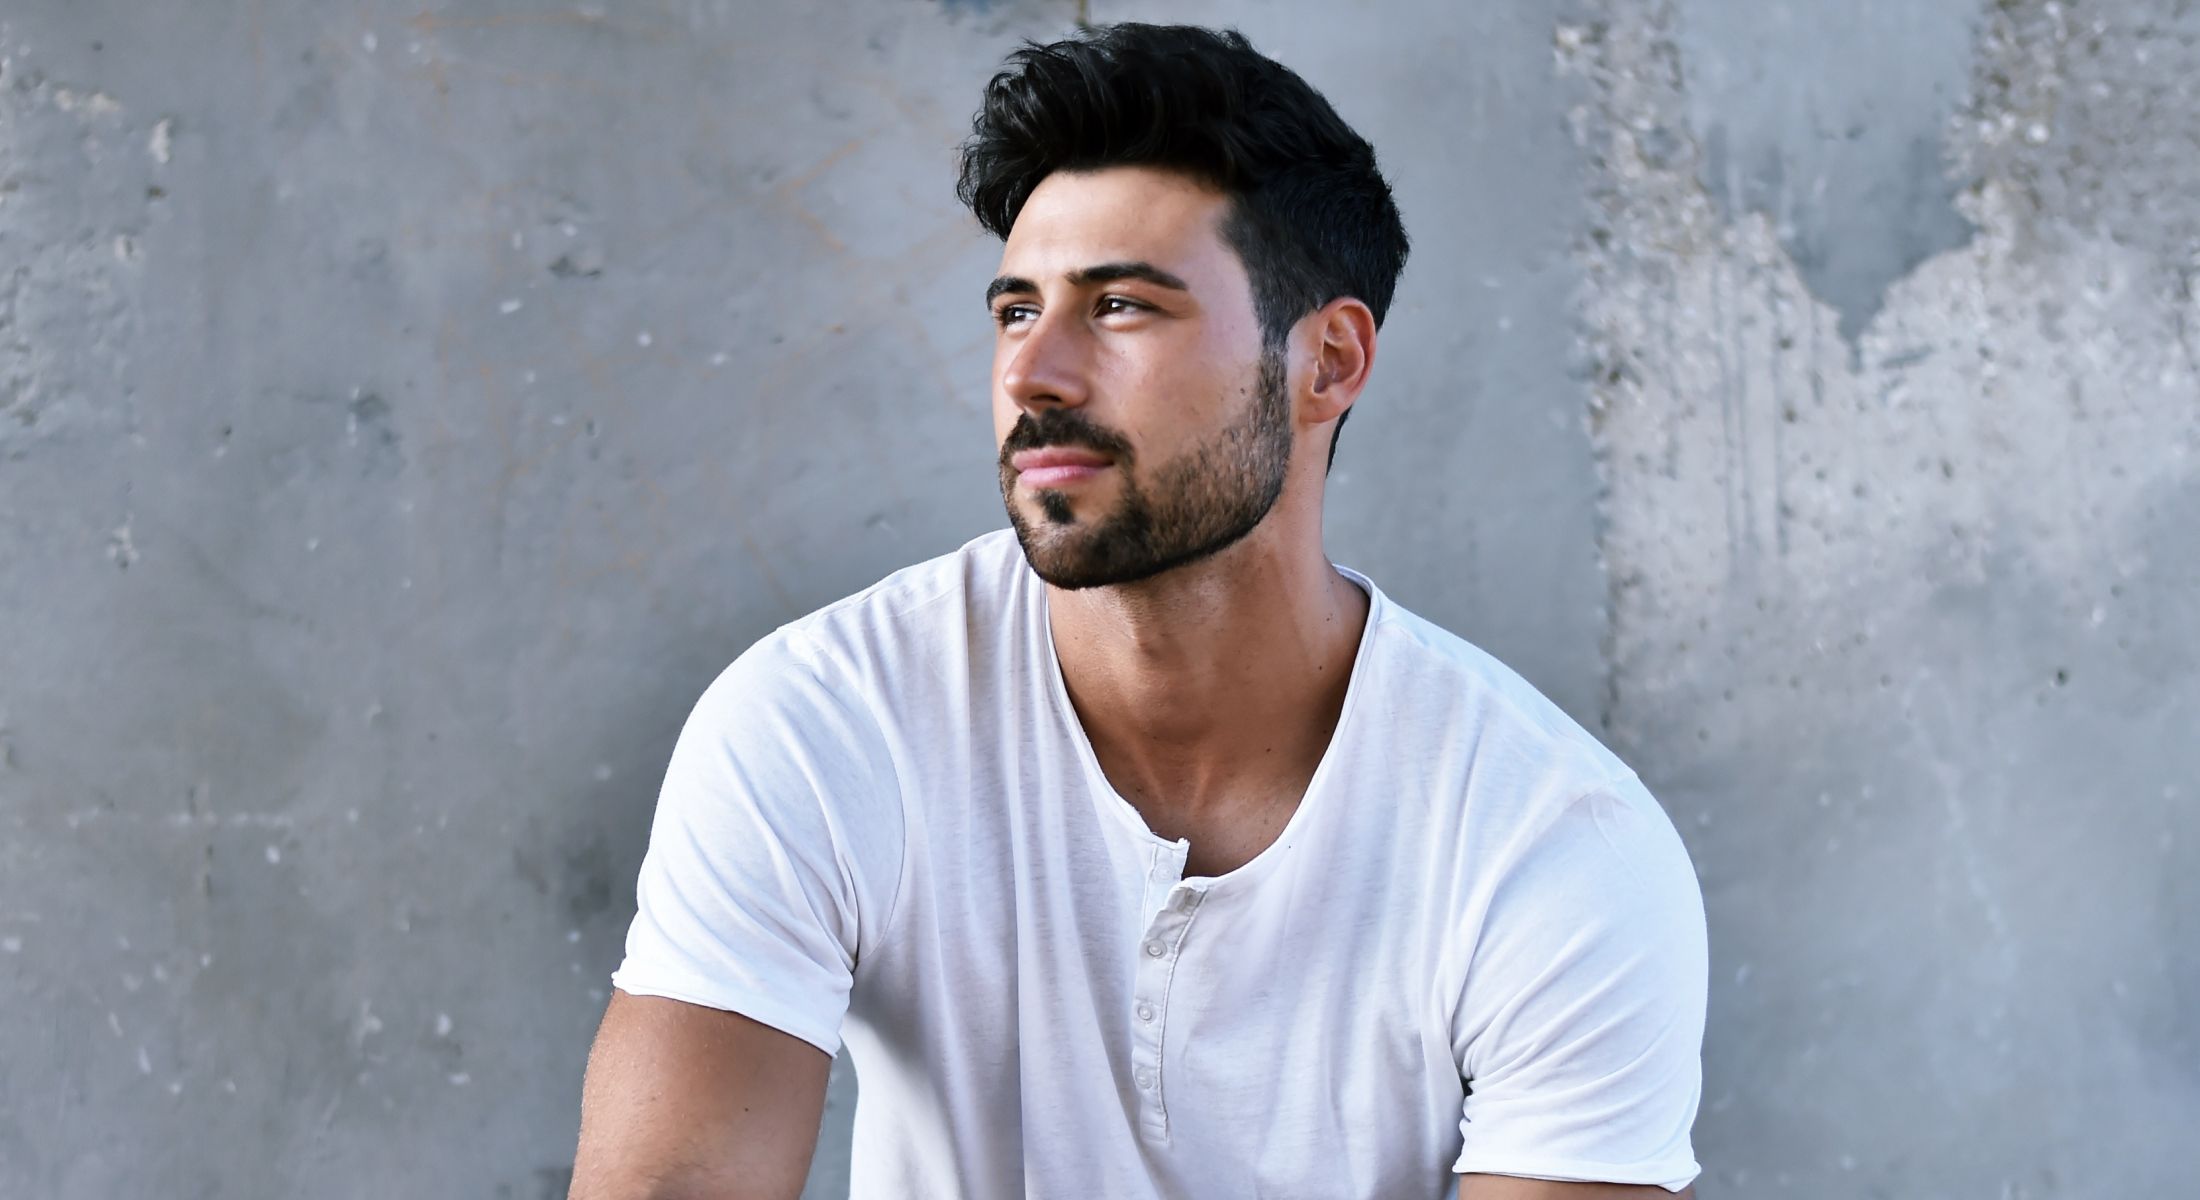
[998, 166, 1239, 284]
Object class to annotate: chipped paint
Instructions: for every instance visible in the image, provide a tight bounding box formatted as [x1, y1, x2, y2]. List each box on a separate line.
[1567, 1, 2200, 1191]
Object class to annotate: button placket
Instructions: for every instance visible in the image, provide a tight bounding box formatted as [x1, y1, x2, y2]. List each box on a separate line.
[1130, 874, 1204, 1141]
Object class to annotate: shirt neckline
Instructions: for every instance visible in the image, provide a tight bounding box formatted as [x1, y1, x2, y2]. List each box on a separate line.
[1028, 550, 1387, 894]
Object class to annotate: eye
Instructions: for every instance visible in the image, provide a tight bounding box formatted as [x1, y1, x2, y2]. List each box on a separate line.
[993, 302, 1037, 329]
[1097, 295, 1147, 317]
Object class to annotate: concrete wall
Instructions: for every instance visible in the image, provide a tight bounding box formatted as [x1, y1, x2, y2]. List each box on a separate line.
[0, 2, 2189, 1197]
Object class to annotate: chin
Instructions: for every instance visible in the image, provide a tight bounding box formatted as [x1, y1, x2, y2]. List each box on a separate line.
[1003, 499, 1110, 590]
[1005, 500, 1251, 592]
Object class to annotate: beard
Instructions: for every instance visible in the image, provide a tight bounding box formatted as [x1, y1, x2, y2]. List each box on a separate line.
[998, 346, 1292, 591]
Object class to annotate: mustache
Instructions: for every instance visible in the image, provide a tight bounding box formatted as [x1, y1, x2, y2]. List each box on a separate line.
[999, 411, 1135, 465]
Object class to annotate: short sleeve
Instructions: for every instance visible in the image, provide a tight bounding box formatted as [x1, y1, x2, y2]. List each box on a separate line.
[609, 633, 903, 1056]
[1450, 774, 1707, 1192]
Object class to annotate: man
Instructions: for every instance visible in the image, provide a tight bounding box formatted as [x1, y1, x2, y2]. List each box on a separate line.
[571, 23, 1705, 1200]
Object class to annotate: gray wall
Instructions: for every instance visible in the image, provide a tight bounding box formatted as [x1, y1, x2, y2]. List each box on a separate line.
[0, 1, 2190, 1197]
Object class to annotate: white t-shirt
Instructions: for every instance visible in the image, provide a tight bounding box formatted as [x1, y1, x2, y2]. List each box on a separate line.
[612, 529, 1706, 1198]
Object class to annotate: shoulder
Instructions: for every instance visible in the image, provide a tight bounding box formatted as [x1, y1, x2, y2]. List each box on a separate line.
[702, 529, 1025, 712]
[1354, 583, 1633, 811]
[1341, 580, 1694, 935]
[677, 530, 1031, 800]
[760, 527, 1024, 682]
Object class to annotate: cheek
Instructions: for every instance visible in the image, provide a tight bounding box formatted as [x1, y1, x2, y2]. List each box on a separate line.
[1128, 357, 1238, 435]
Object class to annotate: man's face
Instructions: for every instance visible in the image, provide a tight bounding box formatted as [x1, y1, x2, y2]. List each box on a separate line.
[988, 166, 1292, 591]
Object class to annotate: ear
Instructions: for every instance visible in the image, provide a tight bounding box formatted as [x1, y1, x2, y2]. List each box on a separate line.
[1297, 296, 1378, 429]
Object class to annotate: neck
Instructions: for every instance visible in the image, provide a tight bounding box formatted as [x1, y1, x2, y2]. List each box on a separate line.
[1045, 519, 1370, 814]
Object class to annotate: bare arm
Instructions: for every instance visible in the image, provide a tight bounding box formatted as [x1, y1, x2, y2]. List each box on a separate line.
[569, 991, 832, 1200]
[1460, 1176, 1694, 1199]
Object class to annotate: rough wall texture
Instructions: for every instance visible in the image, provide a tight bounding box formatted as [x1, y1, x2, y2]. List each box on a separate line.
[0, 1, 2191, 1198]
[1567, 0, 2200, 1193]
[0, 4, 1022, 1196]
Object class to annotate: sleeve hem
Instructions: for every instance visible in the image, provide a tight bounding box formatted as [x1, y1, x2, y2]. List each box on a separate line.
[1451, 1151, 1700, 1194]
[608, 973, 843, 1056]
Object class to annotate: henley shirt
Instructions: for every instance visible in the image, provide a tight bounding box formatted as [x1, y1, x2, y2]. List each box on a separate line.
[612, 527, 1707, 1198]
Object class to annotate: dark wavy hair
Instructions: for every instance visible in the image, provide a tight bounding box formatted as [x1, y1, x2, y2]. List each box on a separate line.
[956, 23, 1410, 471]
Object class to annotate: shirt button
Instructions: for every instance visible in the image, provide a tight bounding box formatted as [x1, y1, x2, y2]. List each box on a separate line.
[1136, 1003, 1156, 1023]
[1144, 940, 1166, 958]
[1134, 1068, 1155, 1089]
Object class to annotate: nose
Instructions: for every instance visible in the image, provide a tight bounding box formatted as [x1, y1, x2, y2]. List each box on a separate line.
[998, 309, 1091, 415]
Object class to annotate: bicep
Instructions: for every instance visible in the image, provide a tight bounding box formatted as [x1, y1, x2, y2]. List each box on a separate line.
[570, 990, 832, 1200]
[1459, 1175, 1695, 1199]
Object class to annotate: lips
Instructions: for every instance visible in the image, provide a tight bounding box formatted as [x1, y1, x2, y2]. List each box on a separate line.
[1010, 447, 1113, 489]
[1011, 447, 1111, 471]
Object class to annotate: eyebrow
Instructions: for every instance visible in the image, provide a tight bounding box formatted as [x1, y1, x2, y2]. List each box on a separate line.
[984, 261, 1193, 308]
